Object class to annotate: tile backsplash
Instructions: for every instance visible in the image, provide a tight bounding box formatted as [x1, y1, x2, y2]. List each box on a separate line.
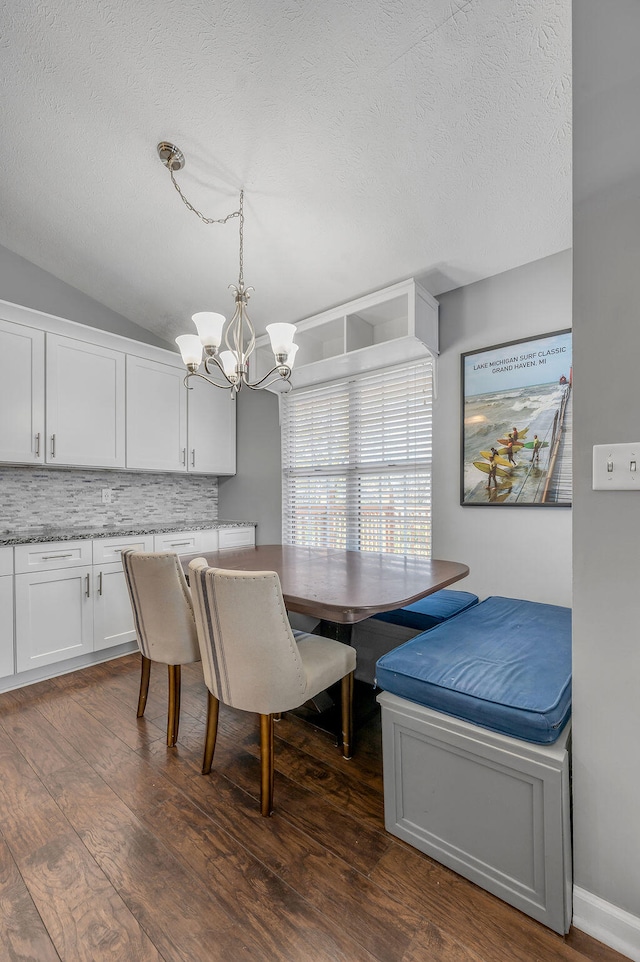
[0, 465, 219, 533]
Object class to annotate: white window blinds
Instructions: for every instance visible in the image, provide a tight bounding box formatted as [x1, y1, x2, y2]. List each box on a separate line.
[281, 360, 433, 557]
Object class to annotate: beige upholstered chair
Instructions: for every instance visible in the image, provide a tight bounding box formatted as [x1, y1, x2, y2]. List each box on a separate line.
[122, 550, 200, 747]
[188, 558, 357, 817]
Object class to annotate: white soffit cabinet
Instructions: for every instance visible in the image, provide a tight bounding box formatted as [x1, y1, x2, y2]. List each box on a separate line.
[253, 278, 438, 390]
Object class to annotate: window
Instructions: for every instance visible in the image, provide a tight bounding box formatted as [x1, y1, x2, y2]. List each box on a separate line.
[281, 360, 433, 557]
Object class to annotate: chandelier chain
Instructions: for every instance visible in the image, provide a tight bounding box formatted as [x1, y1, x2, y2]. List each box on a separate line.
[169, 166, 241, 227]
[159, 141, 294, 394]
[238, 189, 244, 286]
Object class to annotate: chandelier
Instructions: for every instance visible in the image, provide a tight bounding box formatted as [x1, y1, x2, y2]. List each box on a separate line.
[157, 142, 297, 395]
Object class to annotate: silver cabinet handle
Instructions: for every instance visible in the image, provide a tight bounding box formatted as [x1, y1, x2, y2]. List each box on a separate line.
[50, 434, 56, 458]
[85, 573, 90, 598]
[35, 432, 40, 457]
[181, 447, 186, 465]
[191, 449, 196, 467]
[98, 571, 103, 596]
[42, 552, 73, 560]
[169, 541, 192, 547]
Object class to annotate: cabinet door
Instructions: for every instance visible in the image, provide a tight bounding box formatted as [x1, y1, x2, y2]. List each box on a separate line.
[0, 318, 45, 464]
[94, 562, 136, 651]
[0, 576, 14, 679]
[187, 376, 236, 475]
[197, 529, 219, 552]
[126, 356, 187, 471]
[15, 566, 93, 672]
[46, 334, 125, 467]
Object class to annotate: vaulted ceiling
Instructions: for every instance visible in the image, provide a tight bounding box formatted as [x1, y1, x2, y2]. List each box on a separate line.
[1, 0, 571, 344]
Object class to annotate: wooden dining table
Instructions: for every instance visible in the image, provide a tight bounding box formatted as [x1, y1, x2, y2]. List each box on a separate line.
[181, 544, 469, 642]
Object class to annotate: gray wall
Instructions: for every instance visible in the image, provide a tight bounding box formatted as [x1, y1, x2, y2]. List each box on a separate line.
[433, 250, 572, 607]
[0, 243, 169, 349]
[573, 0, 640, 925]
[218, 388, 282, 543]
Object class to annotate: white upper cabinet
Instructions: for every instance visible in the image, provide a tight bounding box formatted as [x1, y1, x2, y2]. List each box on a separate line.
[46, 334, 126, 468]
[126, 355, 188, 472]
[186, 375, 236, 475]
[0, 318, 45, 463]
[0, 303, 236, 475]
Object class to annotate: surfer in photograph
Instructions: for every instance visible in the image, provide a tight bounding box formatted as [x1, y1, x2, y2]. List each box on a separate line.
[505, 436, 517, 466]
[512, 426, 519, 443]
[487, 447, 499, 488]
[530, 434, 542, 464]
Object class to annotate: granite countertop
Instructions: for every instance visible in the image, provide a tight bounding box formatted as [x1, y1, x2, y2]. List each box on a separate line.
[0, 520, 256, 547]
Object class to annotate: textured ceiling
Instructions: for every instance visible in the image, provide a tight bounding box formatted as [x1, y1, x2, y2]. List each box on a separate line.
[0, 0, 571, 344]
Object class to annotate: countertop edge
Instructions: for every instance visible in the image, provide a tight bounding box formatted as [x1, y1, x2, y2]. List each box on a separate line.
[0, 520, 256, 547]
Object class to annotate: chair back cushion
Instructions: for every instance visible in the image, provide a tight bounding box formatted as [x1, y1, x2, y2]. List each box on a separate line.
[122, 550, 200, 665]
[188, 559, 307, 714]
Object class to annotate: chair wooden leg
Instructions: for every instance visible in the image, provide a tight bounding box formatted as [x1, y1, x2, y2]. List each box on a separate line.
[259, 713, 275, 817]
[137, 655, 151, 718]
[202, 691, 220, 775]
[341, 671, 354, 759]
[167, 664, 181, 747]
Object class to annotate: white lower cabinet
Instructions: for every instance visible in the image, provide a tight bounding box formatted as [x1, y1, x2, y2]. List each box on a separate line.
[9, 527, 252, 683]
[13, 534, 155, 673]
[15, 565, 94, 672]
[153, 530, 202, 554]
[92, 534, 154, 651]
[197, 529, 220, 552]
[153, 527, 255, 554]
[218, 526, 255, 550]
[0, 548, 14, 679]
[0, 575, 14, 679]
[94, 562, 137, 651]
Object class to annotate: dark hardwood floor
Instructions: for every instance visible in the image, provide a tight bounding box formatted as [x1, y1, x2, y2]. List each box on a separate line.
[0, 655, 629, 962]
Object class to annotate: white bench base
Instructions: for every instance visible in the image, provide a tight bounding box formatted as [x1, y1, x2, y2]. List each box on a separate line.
[377, 690, 572, 934]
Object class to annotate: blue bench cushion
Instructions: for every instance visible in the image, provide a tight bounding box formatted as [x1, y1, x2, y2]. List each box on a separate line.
[373, 588, 479, 631]
[375, 596, 571, 744]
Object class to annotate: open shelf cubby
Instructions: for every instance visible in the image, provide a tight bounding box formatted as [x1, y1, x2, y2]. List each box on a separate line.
[253, 278, 438, 391]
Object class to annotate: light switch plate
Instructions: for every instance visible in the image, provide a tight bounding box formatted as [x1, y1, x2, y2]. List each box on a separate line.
[593, 443, 640, 490]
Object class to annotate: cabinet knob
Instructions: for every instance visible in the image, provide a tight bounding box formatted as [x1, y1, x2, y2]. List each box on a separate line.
[85, 573, 90, 598]
[50, 434, 56, 458]
[181, 447, 186, 465]
[34, 432, 41, 458]
[191, 449, 196, 467]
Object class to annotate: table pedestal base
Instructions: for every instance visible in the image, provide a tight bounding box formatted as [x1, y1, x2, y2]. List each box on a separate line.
[317, 620, 353, 645]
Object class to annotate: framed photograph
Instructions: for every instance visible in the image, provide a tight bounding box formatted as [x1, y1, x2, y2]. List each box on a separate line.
[461, 330, 572, 506]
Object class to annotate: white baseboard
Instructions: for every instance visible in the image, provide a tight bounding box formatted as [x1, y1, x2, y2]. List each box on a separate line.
[573, 887, 640, 961]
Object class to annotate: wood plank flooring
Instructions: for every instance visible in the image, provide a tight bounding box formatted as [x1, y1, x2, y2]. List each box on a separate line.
[0, 655, 630, 962]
